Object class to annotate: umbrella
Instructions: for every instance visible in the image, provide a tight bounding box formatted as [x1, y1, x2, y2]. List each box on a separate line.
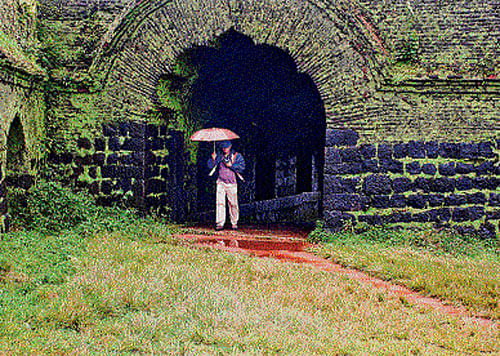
[190, 127, 244, 181]
[190, 127, 240, 154]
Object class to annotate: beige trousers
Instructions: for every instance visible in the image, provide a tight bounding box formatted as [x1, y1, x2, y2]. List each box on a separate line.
[216, 181, 239, 228]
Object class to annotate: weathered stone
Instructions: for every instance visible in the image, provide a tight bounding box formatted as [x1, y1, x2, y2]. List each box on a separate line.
[444, 194, 467, 206]
[438, 163, 455, 176]
[466, 192, 486, 205]
[363, 174, 392, 195]
[379, 159, 403, 173]
[429, 178, 455, 193]
[77, 137, 92, 150]
[473, 177, 498, 190]
[101, 166, 116, 178]
[122, 138, 143, 151]
[103, 123, 118, 137]
[358, 214, 382, 225]
[94, 138, 105, 151]
[370, 195, 390, 209]
[324, 176, 360, 193]
[455, 162, 474, 174]
[478, 222, 497, 239]
[377, 144, 392, 159]
[122, 166, 142, 179]
[490, 193, 500, 206]
[427, 194, 444, 207]
[455, 176, 473, 191]
[359, 144, 376, 159]
[424, 141, 439, 158]
[325, 147, 342, 164]
[119, 122, 129, 136]
[452, 207, 484, 222]
[486, 209, 500, 220]
[458, 143, 479, 159]
[144, 151, 156, 165]
[340, 147, 363, 162]
[437, 208, 451, 222]
[325, 129, 359, 147]
[145, 166, 160, 179]
[478, 142, 495, 158]
[324, 194, 368, 211]
[323, 210, 355, 230]
[456, 225, 477, 237]
[415, 177, 431, 192]
[145, 124, 159, 138]
[408, 141, 425, 158]
[389, 194, 406, 208]
[407, 194, 427, 209]
[392, 177, 413, 193]
[421, 163, 437, 175]
[362, 160, 379, 173]
[393, 143, 408, 158]
[108, 137, 120, 151]
[145, 179, 166, 195]
[406, 162, 421, 175]
[130, 122, 146, 138]
[101, 180, 113, 195]
[131, 152, 144, 166]
[107, 153, 118, 165]
[475, 161, 494, 175]
[439, 142, 459, 158]
[89, 166, 97, 179]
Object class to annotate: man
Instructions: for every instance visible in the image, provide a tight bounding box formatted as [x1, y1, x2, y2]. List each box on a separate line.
[207, 140, 245, 230]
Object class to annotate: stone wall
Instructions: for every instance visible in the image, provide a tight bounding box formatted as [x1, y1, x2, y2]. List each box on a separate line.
[48, 121, 185, 219]
[323, 129, 500, 238]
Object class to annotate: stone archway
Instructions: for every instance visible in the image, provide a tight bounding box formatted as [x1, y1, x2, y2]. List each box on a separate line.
[91, 0, 387, 129]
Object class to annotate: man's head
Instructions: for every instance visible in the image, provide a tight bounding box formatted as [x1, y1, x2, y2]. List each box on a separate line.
[219, 140, 232, 154]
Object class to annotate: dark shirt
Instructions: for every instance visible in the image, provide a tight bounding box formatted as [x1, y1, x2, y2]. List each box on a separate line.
[207, 150, 245, 184]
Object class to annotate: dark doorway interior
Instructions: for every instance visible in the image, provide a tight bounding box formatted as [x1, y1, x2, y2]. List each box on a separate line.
[156, 28, 326, 219]
[6, 116, 26, 172]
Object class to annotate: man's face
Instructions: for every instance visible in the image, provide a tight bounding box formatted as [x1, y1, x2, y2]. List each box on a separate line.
[223, 146, 231, 155]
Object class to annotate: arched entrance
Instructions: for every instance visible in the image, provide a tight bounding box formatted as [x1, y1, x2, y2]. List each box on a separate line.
[155, 29, 326, 222]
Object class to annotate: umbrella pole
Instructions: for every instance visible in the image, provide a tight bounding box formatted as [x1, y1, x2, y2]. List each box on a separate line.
[213, 141, 216, 156]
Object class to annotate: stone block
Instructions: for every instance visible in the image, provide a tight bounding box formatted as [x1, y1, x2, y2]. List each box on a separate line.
[108, 137, 120, 151]
[358, 214, 382, 225]
[444, 194, 467, 206]
[359, 144, 376, 159]
[379, 159, 403, 174]
[363, 174, 392, 195]
[77, 137, 92, 150]
[408, 141, 425, 158]
[101, 180, 113, 195]
[475, 161, 494, 175]
[473, 177, 498, 190]
[103, 123, 118, 137]
[325, 129, 359, 147]
[436, 208, 451, 222]
[458, 143, 479, 159]
[122, 138, 143, 152]
[89, 167, 97, 179]
[392, 177, 413, 193]
[323, 210, 355, 230]
[324, 194, 367, 211]
[146, 124, 159, 138]
[438, 163, 455, 176]
[478, 142, 495, 158]
[131, 152, 144, 166]
[145, 166, 160, 179]
[377, 144, 393, 159]
[406, 162, 421, 175]
[478, 222, 497, 239]
[429, 178, 455, 193]
[107, 153, 118, 165]
[119, 122, 129, 136]
[93, 153, 105, 166]
[324, 176, 360, 194]
[393, 143, 408, 158]
[490, 193, 500, 206]
[341, 147, 363, 162]
[422, 163, 437, 175]
[415, 177, 431, 192]
[486, 209, 500, 220]
[94, 138, 105, 151]
[456, 163, 474, 174]
[466, 192, 486, 205]
[370, 194, 390, 208]
[424, 141, 439, 158]
[455, 177, 473, 191]
[407, 194, 427, 209]
[325, 147, 342, 164]
[146, 179, 166, 195]
[389, 194, 406, 208]
[362, 160, 379, 173]
[439, 143, 459, 158]
[452, 207, 484, 222]
[101, 166, 116, 178]
[130, 122, 146, 138]
[122, 166, 142, 179]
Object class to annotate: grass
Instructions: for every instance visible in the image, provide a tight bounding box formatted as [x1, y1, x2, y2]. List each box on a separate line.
[309, 224, 500, 320]
[1, 219, 498, 354]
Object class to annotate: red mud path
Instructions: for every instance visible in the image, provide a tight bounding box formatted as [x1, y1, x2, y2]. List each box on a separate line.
[176, 225, 498, 329]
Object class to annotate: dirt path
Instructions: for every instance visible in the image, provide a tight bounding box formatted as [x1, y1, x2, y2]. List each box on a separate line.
[176, 225, 497, 329]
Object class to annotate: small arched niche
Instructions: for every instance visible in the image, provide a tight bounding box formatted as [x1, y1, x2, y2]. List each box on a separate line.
[6, 116, 27, 173]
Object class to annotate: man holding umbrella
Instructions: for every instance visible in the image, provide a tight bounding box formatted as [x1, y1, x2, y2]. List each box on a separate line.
[207, 140, 245, 230]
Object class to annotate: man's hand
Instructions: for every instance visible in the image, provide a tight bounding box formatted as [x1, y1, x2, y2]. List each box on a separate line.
[211, 152, 217, 160]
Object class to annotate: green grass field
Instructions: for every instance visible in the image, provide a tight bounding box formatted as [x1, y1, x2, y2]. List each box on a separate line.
[1, 219, 498, 355]
[309, 225, 500, 321]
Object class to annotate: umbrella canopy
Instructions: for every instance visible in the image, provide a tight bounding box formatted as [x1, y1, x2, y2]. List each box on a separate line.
[190, 127, 240, 142]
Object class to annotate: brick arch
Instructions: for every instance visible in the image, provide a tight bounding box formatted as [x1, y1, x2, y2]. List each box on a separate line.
[91, 0, 388, 129]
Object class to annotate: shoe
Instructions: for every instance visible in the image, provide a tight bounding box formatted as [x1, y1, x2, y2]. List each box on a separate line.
[215, 226, 224, 231]
[232, 225, 238, 230]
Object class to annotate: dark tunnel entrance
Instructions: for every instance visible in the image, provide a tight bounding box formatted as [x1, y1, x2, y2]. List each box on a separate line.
[156, 29, 326, 224]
